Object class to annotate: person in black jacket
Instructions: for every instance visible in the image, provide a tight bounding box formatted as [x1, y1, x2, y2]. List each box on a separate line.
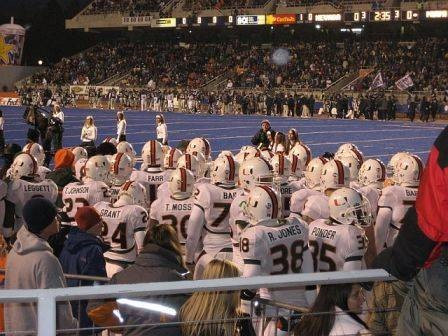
[420, 96, 430, 122]
[430, 97, 439, 122]
[251, 120, 275, 149]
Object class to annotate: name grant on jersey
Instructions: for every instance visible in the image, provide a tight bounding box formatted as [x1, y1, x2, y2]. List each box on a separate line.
[99, 209, 122, 219]
[165, 203, 192, 211]
[66, 186, 90, 194]
[311, 227, 336, 240]
[24, 184, 52, 192]
[268, 224, 302, 242]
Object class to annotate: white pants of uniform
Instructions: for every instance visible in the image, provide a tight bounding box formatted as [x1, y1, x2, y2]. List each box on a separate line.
[193, 249, 233, 280]
[141, 99, 147, 111]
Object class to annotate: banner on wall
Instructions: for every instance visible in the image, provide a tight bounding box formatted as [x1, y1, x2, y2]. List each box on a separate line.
[0, 18, 26, 65]
[69, 85, 120, 95]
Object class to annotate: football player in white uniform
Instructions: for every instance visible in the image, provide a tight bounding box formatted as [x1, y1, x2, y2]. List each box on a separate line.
[308, 187, 371, 272]
[289, 157, 328, 220]
[375, 154, 423, 253]
[357, 158, 386, 217]
[130, 140, 166, 206]
[186, 155, 243, 279]
[230, 156, 273, 270]
[116, 141, 137, 166]
[386, 151, 410, 178]
[271, 153, 303, 217]
[95, 181, 148, 276]
[162, 147, 183, 180]
[5, 153, 57, 238]
[108, 153, 133, 203]
[22, 142, 50, 181]
[186, 137, 211, 162]
[70, 146, 88, 163]
[61, 155, 110, 227]
[234, 146, 261, 164]
[289, 143, 312, 170]
[240, 185, 315, 335]
[150, 168, 195, 252]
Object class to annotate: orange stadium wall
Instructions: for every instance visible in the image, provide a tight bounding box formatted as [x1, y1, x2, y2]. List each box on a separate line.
[0, 65, 44, 91]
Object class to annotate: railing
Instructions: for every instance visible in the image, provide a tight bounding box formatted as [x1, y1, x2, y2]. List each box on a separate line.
[1, 269, 393, 336]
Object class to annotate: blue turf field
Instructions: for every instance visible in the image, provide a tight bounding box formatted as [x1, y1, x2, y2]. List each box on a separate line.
[1, 106, 445, 163]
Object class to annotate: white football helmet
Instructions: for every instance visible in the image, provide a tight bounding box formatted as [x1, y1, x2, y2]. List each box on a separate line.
[141, 140, 164, 169]
[289, 154, 303, 179]
[392, 154, 423, 187]
[239, 157, 273, 192]
[169, 168, 195, 199]
[304, 157, 328, 190]
[218, 150, 234, 159]
[245, 186, 283, 225]
[164, 148, 183, 170]
[338, 155, 361, 182]
[116, 141, 136, 163]
[84, 155, 110, 183]
[162, 145, 172, 156]
[358, 159, 386, 188]
[336, 143, 358, 156]
[117, 180, 148, 207]
[211, 155, 238, 186]
[10, 153, 38, 180]
[75, 158, 87, 181]
[329, 187, 372, 227]
[103, 137, 118, 147]
[177, 154, 200, 178]
[71, 147, 88, 163]
[235, 146, 261, 164]
[289, 143, 312, 168]
[23, 143, 45, 166]
[190, 151, 207, 178]
[335, 147, 364, 165]
[186, 137, 211, 160]
[320, 159, 350, 192]
[270, 153, 291, 183]
[387, 152, 410, 177]
[109, 153, 133, 185]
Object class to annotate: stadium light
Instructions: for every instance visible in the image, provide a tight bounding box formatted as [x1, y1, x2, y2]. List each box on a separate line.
[315, 24, 321, 29]
[38, 60, 43, 65]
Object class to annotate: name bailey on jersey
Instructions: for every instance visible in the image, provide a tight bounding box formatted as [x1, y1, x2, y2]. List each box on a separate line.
[268, 224, 302, 242]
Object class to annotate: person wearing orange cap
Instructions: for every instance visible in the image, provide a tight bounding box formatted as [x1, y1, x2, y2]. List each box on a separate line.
[46, 148, 79, 208]
[59, 206, 108, 336]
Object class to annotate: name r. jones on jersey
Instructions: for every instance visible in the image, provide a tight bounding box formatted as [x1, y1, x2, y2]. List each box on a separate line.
[268, 224, 302, 242]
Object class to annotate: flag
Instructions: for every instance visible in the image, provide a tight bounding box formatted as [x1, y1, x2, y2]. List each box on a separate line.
[373, 126, 448, 281]
[395, 74, 414, 91]
[369, 72, 384, 90]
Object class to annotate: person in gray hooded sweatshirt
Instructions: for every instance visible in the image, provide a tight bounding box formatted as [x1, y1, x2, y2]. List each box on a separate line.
[4, 198, 77, 335]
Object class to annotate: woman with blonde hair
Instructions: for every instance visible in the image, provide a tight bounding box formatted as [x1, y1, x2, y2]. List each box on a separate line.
[271, 131, 286, 153]
[181, 259, 255, 336]
[80, 115, 97, 147]
[156, 114, 168, 145]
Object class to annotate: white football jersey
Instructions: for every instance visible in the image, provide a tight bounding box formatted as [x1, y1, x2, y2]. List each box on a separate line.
[150, 193, 194, 245]
[130, 169, 166, 206]
[290, 188, 322, 216]
[6, 179, 58, 233]
[37, 166, 51, 182]
[357, 185, 382, 218]
[61, 181, 109, 226]
[308, 219, 367, 272]
[94, 202, 148, 262]
[277, 181, 303, 217]
[186, 184, 244, 261]
[375, 185, 418, 251]
[109, 184, 123, 204]
[229, 192, 250, 270]
[241, 217, 313, 308]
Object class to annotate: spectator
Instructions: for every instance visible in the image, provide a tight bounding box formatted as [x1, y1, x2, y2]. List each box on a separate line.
[88, 224, 188, 336]
[51, 104, 65, 150]
[117, 111, 127, 142]
[26, 128, 40, 144]
[181, 259, 255, 336]
[59, 206, 108, 336]
[81, 116, 98, 147]
[46, 148, 79, 208]
[4, 198, 77, 334]
[294, 283, 369, 336]
[156, 114, 168, 145]
[251, 120, 275, 148]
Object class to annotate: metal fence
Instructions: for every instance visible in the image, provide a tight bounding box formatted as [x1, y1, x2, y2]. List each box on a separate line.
[0, 269, 394, 336]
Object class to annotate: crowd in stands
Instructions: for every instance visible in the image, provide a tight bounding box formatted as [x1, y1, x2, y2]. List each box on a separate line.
[84, 0, 166, 15]
[28, 38, 448, 93]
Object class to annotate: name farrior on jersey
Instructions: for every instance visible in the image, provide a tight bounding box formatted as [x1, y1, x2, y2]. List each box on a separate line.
[310, 227, 336, 240]
[268, 224, 303, 242]
[165, 203, 192, 211]
[65, 186, 90, 195]
[99, 208, 122, 219]
[24, 184, 52, 192]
